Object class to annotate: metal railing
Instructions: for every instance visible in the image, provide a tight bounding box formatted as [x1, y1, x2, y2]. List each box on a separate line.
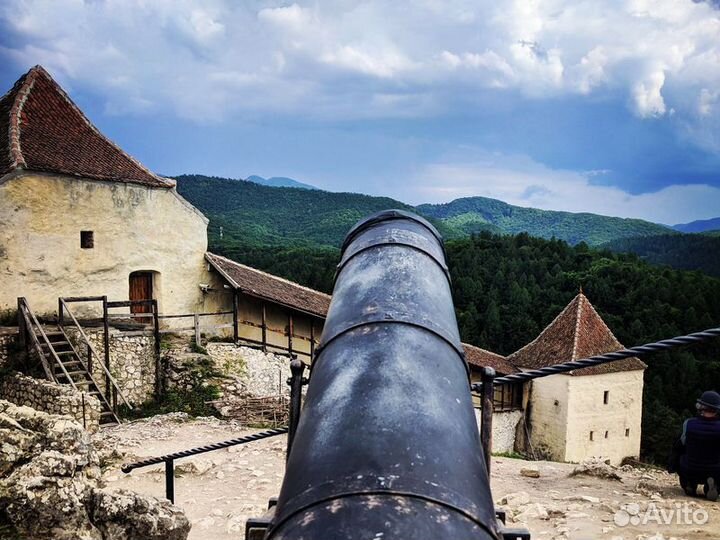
[120, 359, 306, 503]
[472, 325, 720, 473]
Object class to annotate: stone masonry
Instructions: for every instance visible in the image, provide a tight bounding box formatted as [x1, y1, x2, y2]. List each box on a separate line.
[0, 372, 102, 432]
[67, 327, 156, 406]
[0, 326, 18, 368]
[475, 408, 524, 454]
[164, 342, 293, 400]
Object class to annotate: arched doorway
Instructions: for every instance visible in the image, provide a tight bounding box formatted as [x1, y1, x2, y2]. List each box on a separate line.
[129, 271, 158, 320]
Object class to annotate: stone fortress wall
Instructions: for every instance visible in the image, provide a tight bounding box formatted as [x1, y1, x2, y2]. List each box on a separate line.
[0, 372, 101, 431]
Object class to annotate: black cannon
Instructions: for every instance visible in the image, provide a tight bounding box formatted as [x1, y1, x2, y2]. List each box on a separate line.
[253, 210, 529, 539]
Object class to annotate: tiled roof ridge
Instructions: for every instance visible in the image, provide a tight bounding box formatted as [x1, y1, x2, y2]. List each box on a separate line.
[579, 292, 624, 350]
[571, 292, 584, 360]
[507, 293, 581, 362]
[4, 65, 173, 187]
[463, 342, 506, 359]
[206, 252, 332, 300]
[5, 68, 35, 170]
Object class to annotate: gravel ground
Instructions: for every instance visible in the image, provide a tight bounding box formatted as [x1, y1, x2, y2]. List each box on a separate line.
[97, 415, 720, 540]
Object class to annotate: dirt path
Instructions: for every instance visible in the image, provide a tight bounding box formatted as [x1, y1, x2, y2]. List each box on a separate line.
[98, 415, 720, 540]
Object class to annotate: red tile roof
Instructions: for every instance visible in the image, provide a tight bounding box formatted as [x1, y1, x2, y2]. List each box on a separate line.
[0, 65, 172, 188]
[463, 343, 519, 375]
[206, 253, 331, 318]
[507, 292, 646, 376]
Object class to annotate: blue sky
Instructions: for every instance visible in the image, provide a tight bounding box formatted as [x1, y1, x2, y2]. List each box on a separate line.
[1, 0, 719, 224]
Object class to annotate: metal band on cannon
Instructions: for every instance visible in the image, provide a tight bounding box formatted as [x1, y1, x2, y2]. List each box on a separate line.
[266, 209, 500, 540]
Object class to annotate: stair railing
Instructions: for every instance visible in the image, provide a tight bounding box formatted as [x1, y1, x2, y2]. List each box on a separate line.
[58, 298, 133, 411]
[17, 297, 78, 389]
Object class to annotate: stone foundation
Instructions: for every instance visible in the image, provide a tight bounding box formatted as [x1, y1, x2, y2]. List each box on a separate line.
[475, 408, 524, 454]
[208, 343, 291, 398]
[164, 342, 293, 401]
[0, 327, 18, 368]
[66, 327, 156, 406]
[0, 372, 102, 432]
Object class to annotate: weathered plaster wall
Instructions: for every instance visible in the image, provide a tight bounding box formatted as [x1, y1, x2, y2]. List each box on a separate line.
[474, 408, 524, 454]
[66, 327, 156, 405]
[0, 173, 208, 317]
[0, 372, 101, 431]
[526, 374, 570, 461]
[0, 327, 18, 368]
[564, 370, 644, 465]
[199, 268, 323, 357]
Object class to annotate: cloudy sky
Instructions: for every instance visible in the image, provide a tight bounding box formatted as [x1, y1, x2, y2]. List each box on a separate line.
[2, 0, 720, 224]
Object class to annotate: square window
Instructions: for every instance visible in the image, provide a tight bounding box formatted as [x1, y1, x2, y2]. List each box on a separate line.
[81, 231, 94, 249]
[603, 391, 609, 404]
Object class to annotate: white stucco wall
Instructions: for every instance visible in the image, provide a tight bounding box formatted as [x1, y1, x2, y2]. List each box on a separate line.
[475, 408, 524, 454]
[564, 369, 644, 465]
[526, 374, 570, 461]
[0, 173, 209, 317]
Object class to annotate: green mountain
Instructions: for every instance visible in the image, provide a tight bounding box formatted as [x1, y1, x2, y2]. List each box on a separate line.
[246, 175, 318, 190]
[601, 233, 720, 277]
[417, 196, 673, 246]
[175, 173, 720, 277]
[672, 217, 720, 233]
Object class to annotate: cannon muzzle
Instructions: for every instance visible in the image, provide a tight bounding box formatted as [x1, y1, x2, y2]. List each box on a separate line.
[266, 209, 500, 539]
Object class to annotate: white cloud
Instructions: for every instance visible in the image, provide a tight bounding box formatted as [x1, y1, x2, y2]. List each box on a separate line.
[406, 151, 720, 224]
[1, 0, 720, 145]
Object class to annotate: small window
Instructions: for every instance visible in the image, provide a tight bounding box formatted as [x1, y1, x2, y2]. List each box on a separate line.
[603, 391, 609, 404]
[81, 231, 94, 249]
[589, 431, 594, 441]
[625, 428, 630, 437]
[604, 430, 609, 439]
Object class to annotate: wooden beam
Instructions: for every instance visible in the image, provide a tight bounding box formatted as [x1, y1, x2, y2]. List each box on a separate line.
[233, 291, 239, 344]
[261, 302, 267, 353]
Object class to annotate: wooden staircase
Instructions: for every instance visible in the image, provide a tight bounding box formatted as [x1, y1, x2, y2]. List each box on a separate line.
[18, 297, 132, 426]
[42, 328, 120, 425]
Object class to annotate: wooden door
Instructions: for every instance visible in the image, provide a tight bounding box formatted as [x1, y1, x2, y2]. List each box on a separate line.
[129, 272, 153, 318]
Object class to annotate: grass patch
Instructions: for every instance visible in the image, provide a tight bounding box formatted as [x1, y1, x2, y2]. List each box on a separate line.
[492, 451, 527, 460]
[120, 384, 221, 419]
[0, 309, 18, 326]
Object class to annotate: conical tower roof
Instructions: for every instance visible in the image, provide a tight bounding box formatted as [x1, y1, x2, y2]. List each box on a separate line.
[0, 65, 171, 187]
[507, 292, 646, 376]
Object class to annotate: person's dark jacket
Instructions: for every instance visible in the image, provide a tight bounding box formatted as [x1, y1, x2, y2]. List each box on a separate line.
[681, 416, 720, 469]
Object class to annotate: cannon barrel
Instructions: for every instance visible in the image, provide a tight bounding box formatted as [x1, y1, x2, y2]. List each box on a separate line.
[267, 210, 499, 539]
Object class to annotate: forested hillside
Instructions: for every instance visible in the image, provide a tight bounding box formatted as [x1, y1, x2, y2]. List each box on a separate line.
[175, 174, 417, 250]
[602, 234, 720, 277]
[206, 227, 720, 463]
[447, 233, 720, 463]
[177, 173, 720, 462]
[418, 196, 672, 245]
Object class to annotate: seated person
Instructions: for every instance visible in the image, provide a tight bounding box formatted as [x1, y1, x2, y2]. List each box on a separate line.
[673, 391, 720, 501]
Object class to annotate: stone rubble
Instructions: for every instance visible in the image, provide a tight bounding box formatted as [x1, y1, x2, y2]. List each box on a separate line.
[0, 399, 190, 539]
[0, 372, 101, 431]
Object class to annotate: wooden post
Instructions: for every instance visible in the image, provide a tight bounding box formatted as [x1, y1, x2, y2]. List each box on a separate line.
[261, 302, 267, 353]
[101, 296, 110, 377]
[16, 298, 27, 362]
[480, 367, 496, 475]
[309, 320, 315, 362]
[152, 299, 161, 399]
[58, 298, 64, 328]
[194, 312, 201, 347]
[287, 313, 294, 357]
[232, 291, 239, 344]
